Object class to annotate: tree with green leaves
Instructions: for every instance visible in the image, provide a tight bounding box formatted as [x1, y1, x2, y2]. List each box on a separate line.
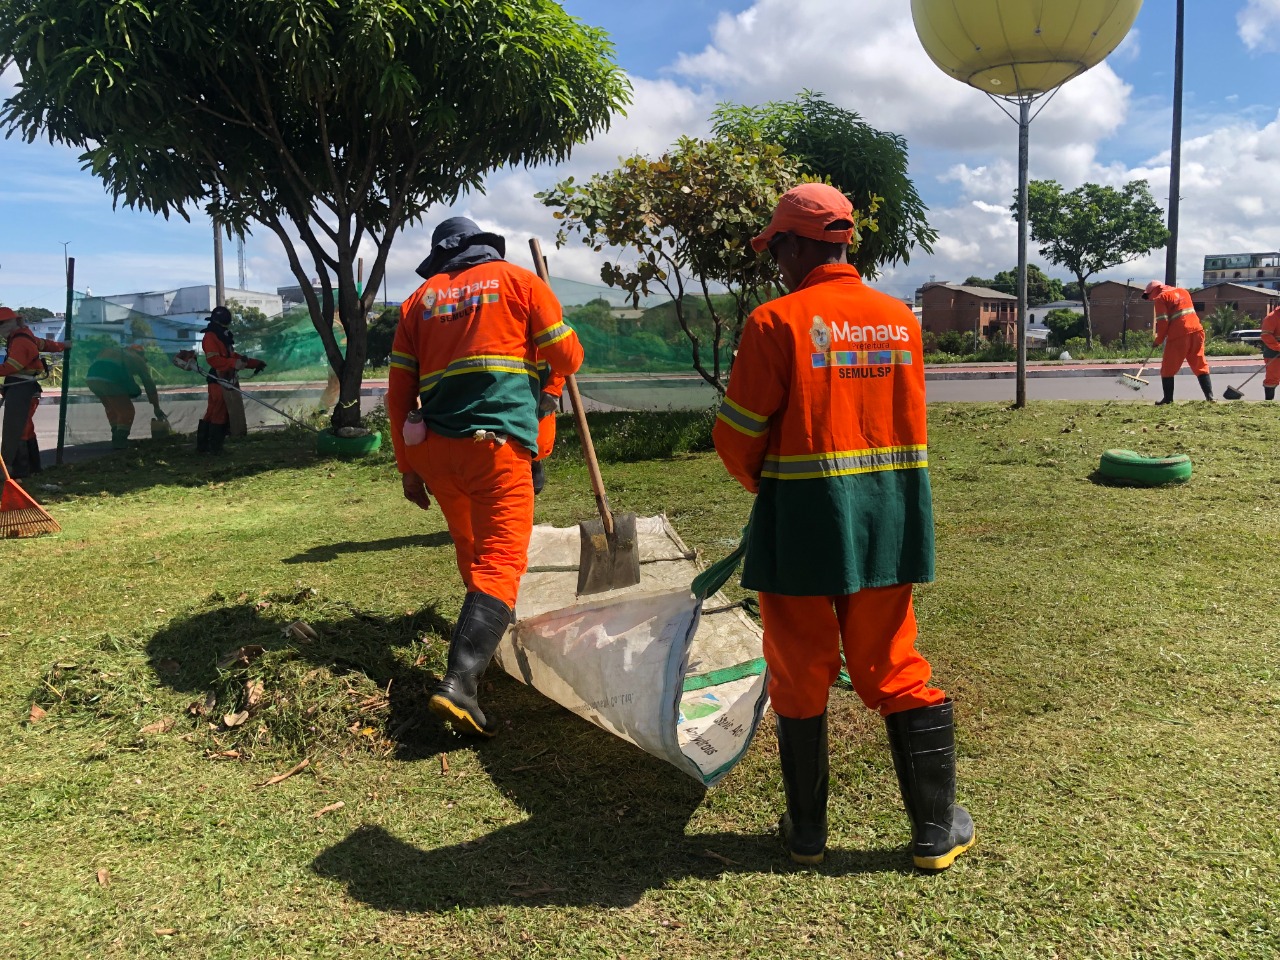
[0, 0, 628, 430]
[540, 136, 829, 392]
[963, 265, 1065, 306]
[1017, 180, 1169, 347]
[1042, 308, 1089, 348]
[711, 91, 936, 278]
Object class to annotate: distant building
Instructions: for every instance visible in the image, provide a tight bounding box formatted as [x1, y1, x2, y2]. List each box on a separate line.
[1193, 282, 1280, 322]
[1086, 281, 1152, 344]
[1202, 252, 1280, 290]
[920, 282, 1017, 339]
[77, 285, 284, 351]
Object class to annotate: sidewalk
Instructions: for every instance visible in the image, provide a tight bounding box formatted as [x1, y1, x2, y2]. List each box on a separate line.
[922, 356, 1261, 381]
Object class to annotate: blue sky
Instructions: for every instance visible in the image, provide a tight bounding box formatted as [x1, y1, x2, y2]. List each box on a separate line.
[2, 0, 1279, 312]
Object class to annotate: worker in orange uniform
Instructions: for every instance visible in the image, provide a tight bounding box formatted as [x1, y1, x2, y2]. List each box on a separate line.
[1143, 281, 1214, 404]
[532, 361, 565, 495]
[198, 305, 265, 453]
[0, 307, 67, 478]
[86, 343, 166, 449]
[387, 217, 583, 737]
[1260, 305, 1280, 401]
[712, 184, 974, 871]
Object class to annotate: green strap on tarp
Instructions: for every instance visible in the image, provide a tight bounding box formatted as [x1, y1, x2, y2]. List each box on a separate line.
[682, 657, 766, 692]
[690, 512, 753, 601]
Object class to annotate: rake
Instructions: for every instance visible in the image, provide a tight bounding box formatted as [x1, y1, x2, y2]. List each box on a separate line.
[0, 453, 60, 538]
[1117, 344, 1158, 391]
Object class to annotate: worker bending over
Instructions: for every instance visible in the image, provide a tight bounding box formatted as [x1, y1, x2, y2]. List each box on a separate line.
[86, 343, 165, 449]
[713, 184, 974, 871]
[1143, 281, 1213, 404]
[388, 217, 583, 737]
[0, 307, 67, 478]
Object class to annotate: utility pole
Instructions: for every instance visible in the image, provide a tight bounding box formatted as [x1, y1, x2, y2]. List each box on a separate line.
[1164, 0, 1184, 287]
[1122, 277, 1135, 347]
[213, 220, 226, 307]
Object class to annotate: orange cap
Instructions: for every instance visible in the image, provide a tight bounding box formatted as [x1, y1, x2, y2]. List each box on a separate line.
[751, 183, 855, 253]
[1141, 281, 1165, 300]
[0, 307, 23, 322]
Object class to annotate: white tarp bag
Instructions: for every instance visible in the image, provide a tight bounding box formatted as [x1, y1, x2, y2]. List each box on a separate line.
[495, 516, 768, 786]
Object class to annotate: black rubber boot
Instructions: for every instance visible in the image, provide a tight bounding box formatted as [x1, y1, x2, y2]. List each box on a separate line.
[776, 712, 829, 865]
[1197, 373, 1215, 401]
[1154, 377, 1175, 405]
[195, 419, 211, 453]
[110, 426, 130, 450]
[26, 437, 41, 474]
[885, 699, 976, 871]
[531, 459, 547, 496]
[429, 591, 512, 737]
[1266, 386, 1276, 401]
[207, 421, 228, 454]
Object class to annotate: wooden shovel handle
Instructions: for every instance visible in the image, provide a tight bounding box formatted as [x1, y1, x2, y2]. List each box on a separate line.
[528, 238, 614, 536]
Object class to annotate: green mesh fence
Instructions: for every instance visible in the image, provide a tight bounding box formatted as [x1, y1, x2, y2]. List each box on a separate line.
[55, 292, 343, 448]
[30, 275, 727, 453]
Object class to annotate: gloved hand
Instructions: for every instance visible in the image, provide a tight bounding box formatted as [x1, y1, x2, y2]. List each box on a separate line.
[537, 390, 559, 418]
[234, 358, 249, 371]
[249, 358, 267, 372]
[153, 404, 167, 420]
[401, 471, 432, 511]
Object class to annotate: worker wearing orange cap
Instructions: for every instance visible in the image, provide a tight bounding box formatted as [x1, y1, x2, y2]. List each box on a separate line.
[86, 343, 166, 449]
[0, 307, 67, 478]
[532, 360, 565, 494]
[713, 183, 973, 871]
[1260, 305, 1280, 401]
[388, 217, 583, 738]
[199, 305, 265, 453]
[1142, 281, 1213, 404]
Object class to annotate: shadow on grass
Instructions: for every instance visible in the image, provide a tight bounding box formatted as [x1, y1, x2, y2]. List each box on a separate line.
[281, 532, 453, 564]
[38, 430, 377, 500]
[311, 676, 912, 910]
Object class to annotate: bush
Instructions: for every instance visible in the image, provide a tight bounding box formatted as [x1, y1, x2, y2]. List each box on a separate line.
[558, 409, 717, 463]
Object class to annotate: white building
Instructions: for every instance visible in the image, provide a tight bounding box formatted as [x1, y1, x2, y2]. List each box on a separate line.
[75, 285, 284, 351]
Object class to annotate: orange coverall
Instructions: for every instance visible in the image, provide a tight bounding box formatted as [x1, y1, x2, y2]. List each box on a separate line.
[387, 260, 582, 607]
[713, 263, 944, 720]
[1, 326, 65, 472]
[1152, 287, 1209, 377]
[535, 365, 566, 461]
[201, 327, 261, 425]
[1260, 306, 1280, 392]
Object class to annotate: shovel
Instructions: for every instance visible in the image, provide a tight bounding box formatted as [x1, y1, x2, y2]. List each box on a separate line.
[529, 238, 641, 595]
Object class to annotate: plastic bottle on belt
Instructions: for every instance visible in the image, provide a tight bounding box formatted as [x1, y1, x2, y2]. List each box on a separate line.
[403, 408, 427, 446]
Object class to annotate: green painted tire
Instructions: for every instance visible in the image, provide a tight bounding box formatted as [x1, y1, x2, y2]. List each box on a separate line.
[316, 430, 383, 458]
[1098, 449, 1192, 486]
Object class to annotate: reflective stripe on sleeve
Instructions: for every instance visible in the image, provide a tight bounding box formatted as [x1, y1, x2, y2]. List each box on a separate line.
[533, 320, 573, 348]
[716, 396, 770, 437]
[760, 445, 927, 480]
[390, 350, 417, 373]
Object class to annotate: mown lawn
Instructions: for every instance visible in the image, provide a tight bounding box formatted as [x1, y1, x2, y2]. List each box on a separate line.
[3, 402, 1278, 959]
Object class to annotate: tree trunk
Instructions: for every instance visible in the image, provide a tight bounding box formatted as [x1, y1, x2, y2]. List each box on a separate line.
[1079, 273, 1094, 349]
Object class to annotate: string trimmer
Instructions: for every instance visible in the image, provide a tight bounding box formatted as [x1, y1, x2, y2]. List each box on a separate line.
[171, 350, 321, 433]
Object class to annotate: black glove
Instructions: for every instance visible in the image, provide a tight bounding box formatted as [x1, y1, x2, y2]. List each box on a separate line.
[537, 390, 559, 418]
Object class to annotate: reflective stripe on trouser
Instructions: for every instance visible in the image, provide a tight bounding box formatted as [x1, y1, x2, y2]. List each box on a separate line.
[1265, 356, 1280, 389]
[535, 413, 556, 461]
[406, 431, 534, 609]
[204, 380, 229, 425]
[758, 585, 945, 720]
[1160, 331, 1210, 377]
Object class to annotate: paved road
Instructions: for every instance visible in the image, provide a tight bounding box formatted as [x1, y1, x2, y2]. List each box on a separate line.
[24, 356, 1272, 464]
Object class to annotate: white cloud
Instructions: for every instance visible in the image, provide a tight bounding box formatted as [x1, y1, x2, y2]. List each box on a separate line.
[1238, 0, 1280, 50]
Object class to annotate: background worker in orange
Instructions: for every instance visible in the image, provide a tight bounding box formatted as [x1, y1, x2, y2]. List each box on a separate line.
[1143, 281, 1214, 404]
[532, 361, 565, 495]
[387, 217, 583, 737]
[713, 183, 974, 871]
[0, 307, 67, 478]
[86, 343, 166, 449]
[1260, 305, 1280, 401]
[198, 305, 265, 453]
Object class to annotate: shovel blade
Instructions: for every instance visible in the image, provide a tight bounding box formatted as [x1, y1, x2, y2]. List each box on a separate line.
[576, 511, 641, 595]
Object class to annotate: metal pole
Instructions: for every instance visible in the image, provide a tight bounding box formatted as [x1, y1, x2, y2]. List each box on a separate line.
[1123, 277, 1134, 347]
[56, 257, 74, 465]
[213, 220, 226, 307]
[1165, 0, 1184, 287]
[1015, 99, 1030, 409]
